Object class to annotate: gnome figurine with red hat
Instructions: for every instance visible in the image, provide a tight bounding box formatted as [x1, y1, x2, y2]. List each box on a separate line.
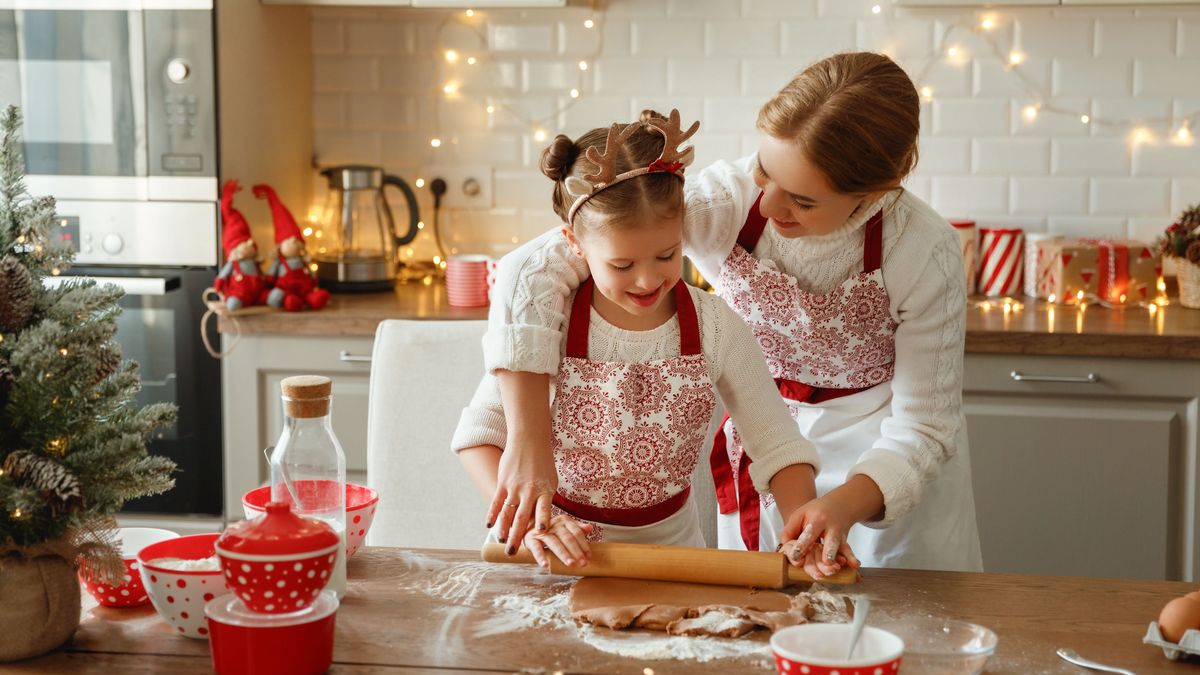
[255, 183, 330, 312]
[214, 179, 270, 310]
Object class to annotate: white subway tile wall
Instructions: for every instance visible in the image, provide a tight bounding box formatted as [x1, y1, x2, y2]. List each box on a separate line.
[311, 1, 1200, 260]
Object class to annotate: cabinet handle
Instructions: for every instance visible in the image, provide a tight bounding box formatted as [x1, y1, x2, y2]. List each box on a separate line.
[1009, 370, 1099, 384]
[338, 350, 372, 363]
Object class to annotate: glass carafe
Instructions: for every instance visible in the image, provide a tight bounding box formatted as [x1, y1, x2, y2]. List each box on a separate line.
[268, 375, 347, 599]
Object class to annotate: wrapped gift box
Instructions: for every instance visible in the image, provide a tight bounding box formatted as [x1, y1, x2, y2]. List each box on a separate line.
[1036, 239, 1098, 302]
[1080, 239, 1163, 303]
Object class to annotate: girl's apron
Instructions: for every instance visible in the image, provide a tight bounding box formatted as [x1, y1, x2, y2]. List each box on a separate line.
[548, 278, 716, 548]
[709, 194, 982, 571]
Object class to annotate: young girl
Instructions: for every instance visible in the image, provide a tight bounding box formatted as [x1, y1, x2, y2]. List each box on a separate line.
[451, 111, 840, 572]
[484, 53, 982, 573]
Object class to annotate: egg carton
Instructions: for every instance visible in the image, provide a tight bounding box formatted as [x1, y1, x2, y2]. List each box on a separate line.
[1143, 622, 1200, 661]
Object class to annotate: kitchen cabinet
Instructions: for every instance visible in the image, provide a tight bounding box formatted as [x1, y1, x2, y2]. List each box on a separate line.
[963, 353, 1200, 582]
[897, 0, 1196, 5]
[221, 333, 374, 518]
[259, 0, 565, 6]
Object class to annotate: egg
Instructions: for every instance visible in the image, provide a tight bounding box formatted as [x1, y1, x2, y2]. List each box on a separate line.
[1158, 596, 1200, 643]
[1187, 591, 1200, 603]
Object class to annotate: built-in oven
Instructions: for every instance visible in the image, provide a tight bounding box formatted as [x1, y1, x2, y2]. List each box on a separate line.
[45, 267, 222, 516]
[7, 0, 221, 517]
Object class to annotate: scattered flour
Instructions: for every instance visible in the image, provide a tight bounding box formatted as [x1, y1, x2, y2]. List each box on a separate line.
[148, 556, 220, 571]
[420, 562, 493, 605]
[577, 627, 773, 663]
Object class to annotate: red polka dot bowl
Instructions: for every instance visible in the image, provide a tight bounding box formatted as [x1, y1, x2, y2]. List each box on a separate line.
[79, 527, 178, 609]
[136, 532, 228, 639]
[216, 501, 340, 615]
[770, 623, 904, 675]
[242, 482, 379, 558]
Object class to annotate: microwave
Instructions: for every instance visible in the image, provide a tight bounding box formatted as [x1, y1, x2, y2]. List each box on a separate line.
[0, 0, 217, 268]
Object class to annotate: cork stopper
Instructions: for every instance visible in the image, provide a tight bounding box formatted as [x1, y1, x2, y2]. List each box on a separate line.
[280, 375, 332, 418]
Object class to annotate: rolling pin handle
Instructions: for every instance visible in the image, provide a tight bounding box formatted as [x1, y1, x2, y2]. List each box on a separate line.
[482, 542, 537, 565]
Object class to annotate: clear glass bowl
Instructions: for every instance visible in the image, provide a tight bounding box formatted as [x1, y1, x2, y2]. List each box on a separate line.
[876, 617, 998, 675]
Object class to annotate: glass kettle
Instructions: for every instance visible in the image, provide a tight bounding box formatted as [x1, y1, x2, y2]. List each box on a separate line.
[314, 165, 420, 292]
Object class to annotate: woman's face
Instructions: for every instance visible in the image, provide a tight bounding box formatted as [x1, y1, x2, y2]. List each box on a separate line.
[563, 212, 684, 323]
[753, 135, 873, 238]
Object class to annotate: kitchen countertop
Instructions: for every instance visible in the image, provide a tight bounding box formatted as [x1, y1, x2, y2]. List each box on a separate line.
[218, 280, 1200, 359]
[20, 547, 1199, 674]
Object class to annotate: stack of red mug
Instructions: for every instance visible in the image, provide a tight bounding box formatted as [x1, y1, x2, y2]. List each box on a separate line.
[446, 255, 491, 308]
[206, 502, 341, 675]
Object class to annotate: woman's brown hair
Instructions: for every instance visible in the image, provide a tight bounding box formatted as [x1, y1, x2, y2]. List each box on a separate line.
[758, 52, 920, 195]
[540, 110, 684, 231]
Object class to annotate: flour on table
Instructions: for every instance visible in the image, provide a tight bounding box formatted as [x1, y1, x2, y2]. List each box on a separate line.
[420, 562, 493, 605]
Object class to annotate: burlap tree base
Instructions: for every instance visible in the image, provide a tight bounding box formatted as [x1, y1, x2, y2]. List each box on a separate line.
[0, 538, 81, 662]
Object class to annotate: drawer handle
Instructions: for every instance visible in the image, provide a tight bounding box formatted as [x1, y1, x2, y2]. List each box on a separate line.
[339, 350, 372, 363]
[1010, 370, 1099, 384]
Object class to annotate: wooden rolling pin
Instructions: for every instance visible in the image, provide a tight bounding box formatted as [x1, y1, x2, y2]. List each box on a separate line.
[481, 541, 859, 587]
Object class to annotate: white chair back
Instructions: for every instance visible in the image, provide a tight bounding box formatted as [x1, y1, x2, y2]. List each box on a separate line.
[366, 319, 490, 550]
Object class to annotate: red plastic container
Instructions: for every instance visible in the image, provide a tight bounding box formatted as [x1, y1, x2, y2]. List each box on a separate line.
[206, 591, 338, 675]
[216, 501, 339, 614]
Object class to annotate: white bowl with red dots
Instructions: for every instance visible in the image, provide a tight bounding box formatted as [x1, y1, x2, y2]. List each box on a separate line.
[79, 526, 178, 609]
[242, 482, 379, 557]
[136, 532, 228, 639]
[770, 623, 904, 675]
[216, 501, 340, 615]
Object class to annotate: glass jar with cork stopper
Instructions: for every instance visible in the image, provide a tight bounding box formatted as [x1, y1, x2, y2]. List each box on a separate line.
[268, 375, 346, 598]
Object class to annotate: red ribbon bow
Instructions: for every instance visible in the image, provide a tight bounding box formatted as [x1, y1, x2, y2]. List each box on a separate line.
[647, 159, 684, 174]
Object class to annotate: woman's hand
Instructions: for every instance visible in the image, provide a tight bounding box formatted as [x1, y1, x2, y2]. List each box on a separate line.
[491, 370, 558, 554]
[488, 429, 558, 554]
[522, 515, 594, 568]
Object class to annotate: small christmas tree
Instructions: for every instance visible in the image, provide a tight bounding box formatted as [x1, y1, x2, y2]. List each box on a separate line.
[0, 106, 176, 575]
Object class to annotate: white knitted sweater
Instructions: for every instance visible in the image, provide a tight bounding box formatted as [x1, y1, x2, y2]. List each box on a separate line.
[479, 156, 967, 527]
[451, 284, 821, 494]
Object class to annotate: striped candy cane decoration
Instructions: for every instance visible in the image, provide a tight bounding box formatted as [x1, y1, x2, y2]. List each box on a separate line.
[977, 228, 1024, 297]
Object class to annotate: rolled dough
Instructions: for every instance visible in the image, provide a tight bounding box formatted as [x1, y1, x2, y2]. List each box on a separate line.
[569, 577, 815, 638]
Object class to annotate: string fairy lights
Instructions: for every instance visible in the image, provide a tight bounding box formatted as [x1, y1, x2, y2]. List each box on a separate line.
[905, 10, 1199, 147]
[429, 2, 604, 150]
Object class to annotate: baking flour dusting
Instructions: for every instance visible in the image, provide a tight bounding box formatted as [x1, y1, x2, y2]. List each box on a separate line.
[577, 626, 773, 663]
[475, 589, 575, 638]
[420, 562, 493, 605]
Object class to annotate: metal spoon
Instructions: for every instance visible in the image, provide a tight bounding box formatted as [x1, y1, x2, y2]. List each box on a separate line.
[1056, 648, 1136, 675]
[845, 597, 871, 660]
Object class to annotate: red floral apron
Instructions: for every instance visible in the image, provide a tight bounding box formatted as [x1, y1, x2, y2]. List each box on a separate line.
[709, 193, 898, 551]
[550, 278, 716, 546]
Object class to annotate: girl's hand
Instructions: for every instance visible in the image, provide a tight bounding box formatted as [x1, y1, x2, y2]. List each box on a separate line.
[488, 429, 558, 554]
[523, 515, 594, 568]
[779, 496, 862, 579]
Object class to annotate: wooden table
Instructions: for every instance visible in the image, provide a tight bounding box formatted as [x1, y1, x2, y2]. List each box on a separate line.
[9, 547, 1199, 673]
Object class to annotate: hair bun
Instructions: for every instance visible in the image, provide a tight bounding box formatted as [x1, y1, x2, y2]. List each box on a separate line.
[540, 134, 579, 182]
[639, 109, 668, 124]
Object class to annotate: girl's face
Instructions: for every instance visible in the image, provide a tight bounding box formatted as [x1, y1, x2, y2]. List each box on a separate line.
[563, 212, 684, 327]
[754, 134, 876, 238]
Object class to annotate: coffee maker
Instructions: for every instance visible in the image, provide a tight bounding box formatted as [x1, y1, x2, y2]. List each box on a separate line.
[314, 165, 421, 292]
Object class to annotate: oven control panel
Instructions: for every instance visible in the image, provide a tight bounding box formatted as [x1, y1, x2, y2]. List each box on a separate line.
[53, 201, 217, 268]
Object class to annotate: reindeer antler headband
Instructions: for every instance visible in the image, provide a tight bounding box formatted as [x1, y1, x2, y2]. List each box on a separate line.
[563, 109, 700, 225]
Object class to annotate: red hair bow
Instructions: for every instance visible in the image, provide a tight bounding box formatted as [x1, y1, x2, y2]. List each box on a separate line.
[647, 159, 684, 174]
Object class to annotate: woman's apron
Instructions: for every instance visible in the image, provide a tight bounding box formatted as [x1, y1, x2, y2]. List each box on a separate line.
[709, 194, 982, 571]
[546, 278, 716, 548]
